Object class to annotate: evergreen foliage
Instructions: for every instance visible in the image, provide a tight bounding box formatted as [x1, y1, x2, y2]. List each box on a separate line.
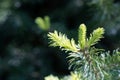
[87, 27, 104, 47]
[35, 16, 50, 31]
[45, 75, 59, 80]
[48, 30, 78, 52]
[47, 24, 120, 80]
[78, 24, 86, 49]
[0, 0, 120, 79]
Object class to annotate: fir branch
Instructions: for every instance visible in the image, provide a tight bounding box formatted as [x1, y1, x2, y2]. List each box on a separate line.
[48, 30, 78, 52]
[100, 49, 120, 79]
[44, 16, 51, 30]
[35, 17, 46, 30]
[87, 27, 104, 47]
[45, 75, 59, 80]
[47, 24, 120, 80]
[35, 16, 50, 30]
[70, 72, 81, 80]
[78, 24, 87, 49]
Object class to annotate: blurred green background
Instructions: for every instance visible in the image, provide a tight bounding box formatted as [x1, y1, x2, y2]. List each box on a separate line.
[0, 0, 120, 80]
